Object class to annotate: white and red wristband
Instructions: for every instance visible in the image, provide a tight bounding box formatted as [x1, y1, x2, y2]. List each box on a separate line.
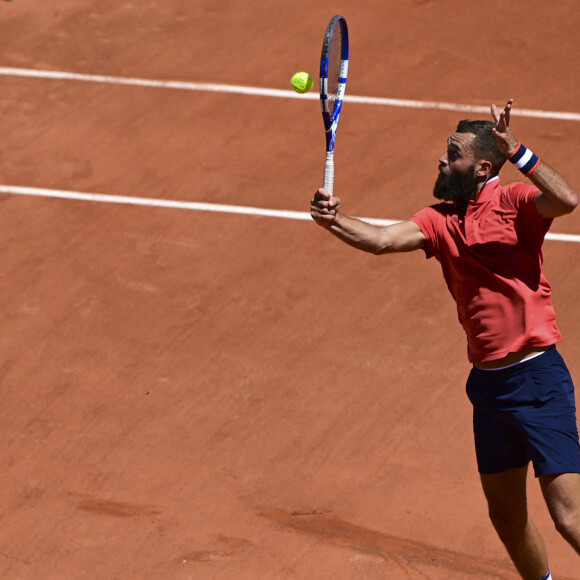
[508, 142, 541, 176]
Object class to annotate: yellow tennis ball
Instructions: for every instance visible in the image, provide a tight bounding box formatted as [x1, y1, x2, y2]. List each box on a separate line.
[291, 71, 313, 94]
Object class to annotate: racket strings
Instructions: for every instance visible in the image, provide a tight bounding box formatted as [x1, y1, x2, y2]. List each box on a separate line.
[327, 29, 343, 113]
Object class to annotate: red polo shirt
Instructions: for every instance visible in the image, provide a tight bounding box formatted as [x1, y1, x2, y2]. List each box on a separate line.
[410, 177, 562, 363]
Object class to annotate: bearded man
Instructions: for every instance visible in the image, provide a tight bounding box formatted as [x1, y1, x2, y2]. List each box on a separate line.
[310, 99, 580, 580]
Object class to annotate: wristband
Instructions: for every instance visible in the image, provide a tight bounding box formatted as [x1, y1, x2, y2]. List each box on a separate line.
[508, 142, 541, 176]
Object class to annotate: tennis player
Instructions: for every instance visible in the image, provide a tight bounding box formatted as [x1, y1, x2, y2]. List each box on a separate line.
[310, 99, 579, 580]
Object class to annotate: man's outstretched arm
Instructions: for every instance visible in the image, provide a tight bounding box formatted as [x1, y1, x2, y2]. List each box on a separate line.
[310, 188, 426, 254]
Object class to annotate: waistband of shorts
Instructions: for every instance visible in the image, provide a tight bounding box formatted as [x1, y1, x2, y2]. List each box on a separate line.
[473, 345, 556, 373]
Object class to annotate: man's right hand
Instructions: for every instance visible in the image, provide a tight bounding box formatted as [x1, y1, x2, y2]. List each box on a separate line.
[310, 188, 340, 227]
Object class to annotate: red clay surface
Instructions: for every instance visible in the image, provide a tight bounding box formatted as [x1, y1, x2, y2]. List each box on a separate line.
[1, 1, 580, 578]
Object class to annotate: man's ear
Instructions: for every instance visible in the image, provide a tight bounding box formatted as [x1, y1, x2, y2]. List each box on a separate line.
[476, 159, 493, 179]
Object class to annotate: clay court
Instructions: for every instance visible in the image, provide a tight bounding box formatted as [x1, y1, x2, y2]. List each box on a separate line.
[1, 1, 580, 578]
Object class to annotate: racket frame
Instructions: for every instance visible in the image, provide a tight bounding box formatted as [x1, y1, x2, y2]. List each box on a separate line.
[319, 15, 349, 195]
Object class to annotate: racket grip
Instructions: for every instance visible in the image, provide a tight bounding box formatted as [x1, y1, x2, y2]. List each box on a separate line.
[323, 151, 335, 196]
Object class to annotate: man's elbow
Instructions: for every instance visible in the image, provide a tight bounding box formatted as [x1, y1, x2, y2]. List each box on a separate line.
[371, 232, 396, 255]
[561, 189, 579, 214]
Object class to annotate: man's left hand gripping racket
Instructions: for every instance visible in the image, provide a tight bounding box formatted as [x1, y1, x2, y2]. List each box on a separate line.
[320, 15, 349, 196]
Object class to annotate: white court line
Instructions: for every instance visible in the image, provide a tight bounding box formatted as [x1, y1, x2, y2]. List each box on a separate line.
[1, 185, 578, 243]
[1, 67, 579, 242]
[1, 66, 580, 121]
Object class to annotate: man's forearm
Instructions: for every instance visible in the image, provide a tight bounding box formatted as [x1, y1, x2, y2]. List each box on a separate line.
[325, 213, 387, 253]
[529, 159, 578, 215]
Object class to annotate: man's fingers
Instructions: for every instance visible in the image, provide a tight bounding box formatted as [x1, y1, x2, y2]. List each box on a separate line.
[312, 188, 340, 207]
[503, 102, 511, 121]
[311, 188, 329, 205]
[491, 99, 515, 131]
[502, 98, 514, 124]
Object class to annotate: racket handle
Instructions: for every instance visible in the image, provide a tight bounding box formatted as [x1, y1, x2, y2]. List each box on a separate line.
[323, 150, 335, 195]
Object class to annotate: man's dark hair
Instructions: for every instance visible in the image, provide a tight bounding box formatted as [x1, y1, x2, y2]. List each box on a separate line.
[456, 120, 507, 175]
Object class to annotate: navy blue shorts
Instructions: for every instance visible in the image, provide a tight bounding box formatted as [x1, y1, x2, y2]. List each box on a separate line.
[466, 346, 580, 477]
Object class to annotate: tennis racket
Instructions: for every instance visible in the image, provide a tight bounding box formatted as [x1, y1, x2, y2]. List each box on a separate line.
[320, 15, 349, 196]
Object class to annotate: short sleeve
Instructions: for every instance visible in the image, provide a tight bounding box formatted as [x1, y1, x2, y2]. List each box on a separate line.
[502, 182, 553, 244]
[410, 206, 443, 260]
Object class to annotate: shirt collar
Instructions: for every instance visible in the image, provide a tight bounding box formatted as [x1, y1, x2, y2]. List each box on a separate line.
[472, 175, 500, 205]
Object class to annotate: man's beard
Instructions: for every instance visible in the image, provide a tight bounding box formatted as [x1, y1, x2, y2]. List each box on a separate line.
[433, 164, 479, 202]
